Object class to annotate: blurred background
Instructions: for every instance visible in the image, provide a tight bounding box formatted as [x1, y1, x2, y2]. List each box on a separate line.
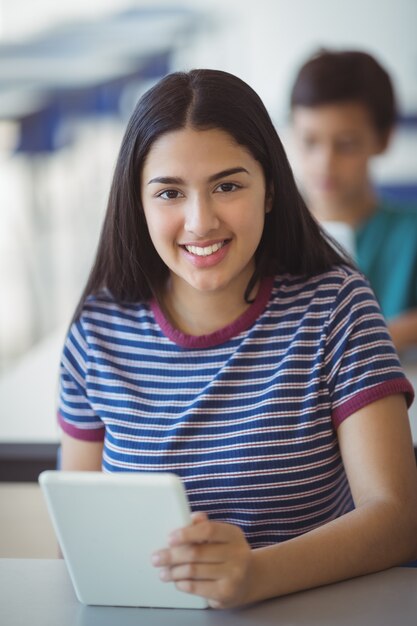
[0, 0, 416, 558]
[0, 0, 416, 463]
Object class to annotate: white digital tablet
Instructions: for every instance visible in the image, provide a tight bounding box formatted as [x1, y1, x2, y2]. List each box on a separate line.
[39, 471, 208, 609]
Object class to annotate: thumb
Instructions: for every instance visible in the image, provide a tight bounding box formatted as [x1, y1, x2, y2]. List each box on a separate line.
[190, 511, 209, 525]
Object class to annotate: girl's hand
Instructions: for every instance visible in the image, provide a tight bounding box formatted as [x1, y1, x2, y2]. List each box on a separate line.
[151, 512, 254, 609]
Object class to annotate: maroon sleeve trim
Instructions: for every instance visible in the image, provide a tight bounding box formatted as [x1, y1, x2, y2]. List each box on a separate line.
[332, 378, 415, 429]
[58, 412, 105, 442]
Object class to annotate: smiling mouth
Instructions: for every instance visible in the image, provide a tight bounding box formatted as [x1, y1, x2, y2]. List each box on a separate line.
[182, 240, 229, 257]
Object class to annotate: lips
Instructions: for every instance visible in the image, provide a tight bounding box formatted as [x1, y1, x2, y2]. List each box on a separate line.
[181, 240, 229, 257]
[179, 239, 231, 268]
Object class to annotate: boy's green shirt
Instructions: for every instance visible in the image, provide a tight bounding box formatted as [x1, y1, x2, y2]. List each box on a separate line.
[356, 199, 417, 320]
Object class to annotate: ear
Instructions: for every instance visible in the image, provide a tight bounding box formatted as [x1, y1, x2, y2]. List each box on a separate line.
[374, 128, 394, 155]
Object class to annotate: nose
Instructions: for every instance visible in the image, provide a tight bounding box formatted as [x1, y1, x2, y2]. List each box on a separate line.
[184, 193, 220, 237]
[316, 145, 336, 175]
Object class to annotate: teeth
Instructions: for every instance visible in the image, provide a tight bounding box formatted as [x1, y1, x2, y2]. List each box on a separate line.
[184, 241, 225, 256]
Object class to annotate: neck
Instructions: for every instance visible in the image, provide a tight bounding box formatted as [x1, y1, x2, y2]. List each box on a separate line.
[160, 276, 257, 337]
[309, 186, 377, 228]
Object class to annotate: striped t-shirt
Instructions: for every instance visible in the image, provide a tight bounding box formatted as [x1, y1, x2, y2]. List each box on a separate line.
[58, 265, 413, 548]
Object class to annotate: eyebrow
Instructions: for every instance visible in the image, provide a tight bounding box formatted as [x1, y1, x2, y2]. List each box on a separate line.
[147, 167, 250, 185]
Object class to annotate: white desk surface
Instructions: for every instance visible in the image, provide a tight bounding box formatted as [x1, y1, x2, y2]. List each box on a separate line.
[1, 559, 417, 626]
[0, 326, 64, 444]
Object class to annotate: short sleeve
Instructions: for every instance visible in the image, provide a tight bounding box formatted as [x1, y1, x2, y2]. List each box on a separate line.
[58, 318, 105, 441]
[324, 270, 414, 428]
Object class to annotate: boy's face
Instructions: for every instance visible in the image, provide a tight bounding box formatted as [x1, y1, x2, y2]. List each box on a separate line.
[291, 102, 387, 209]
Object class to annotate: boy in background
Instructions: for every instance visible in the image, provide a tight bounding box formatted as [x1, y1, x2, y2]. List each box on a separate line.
[290, 49, 417, 353]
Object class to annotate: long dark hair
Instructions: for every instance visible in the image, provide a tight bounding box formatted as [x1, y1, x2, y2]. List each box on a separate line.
[73, 68, 349, 320]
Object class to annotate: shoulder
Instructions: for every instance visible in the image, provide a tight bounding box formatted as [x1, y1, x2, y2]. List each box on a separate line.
[377, 199, 417, 225]
[69, 291, 155, 349]
[361, 201, 417, 253]
[268, 265, 375, 327]
[78, 290, 151, 326]
[271, 264, 368, 300]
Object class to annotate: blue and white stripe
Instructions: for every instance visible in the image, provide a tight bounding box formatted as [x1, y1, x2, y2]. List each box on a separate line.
[58, 266, 413, 547]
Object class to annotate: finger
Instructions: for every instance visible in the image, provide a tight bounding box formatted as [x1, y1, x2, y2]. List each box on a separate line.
[152, 513, 209, 559]
[174, 579, 229, 608]
[169, 520, 238, 547]
[208, 599, 223, 610]
[159, 561, 223, 583]
[176, 578, 219, 600]
[190, 511, 208, 524]
[153, 542, 226, 567]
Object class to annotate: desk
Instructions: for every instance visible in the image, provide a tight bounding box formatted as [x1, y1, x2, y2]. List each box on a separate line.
[0, 327, 63, 481]
[1, 560, 417, 626]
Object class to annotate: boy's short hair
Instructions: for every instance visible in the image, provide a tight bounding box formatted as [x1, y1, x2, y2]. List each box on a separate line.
[290, 49, 397, 136]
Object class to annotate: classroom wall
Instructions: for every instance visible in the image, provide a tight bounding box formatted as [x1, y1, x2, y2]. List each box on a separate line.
[0, 0, 415, 373]
[1, 0, 416, 560]
[2, 0, 416, 116]
[168, 0, 417, 185]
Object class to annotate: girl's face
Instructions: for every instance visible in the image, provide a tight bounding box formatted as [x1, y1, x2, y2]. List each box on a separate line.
[140, 126, 271, 300]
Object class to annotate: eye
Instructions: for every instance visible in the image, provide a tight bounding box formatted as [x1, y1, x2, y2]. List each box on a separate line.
[336, 139, 360, 153]
[301, 137, 318, 151]
[214, 182, 241, 193]
[156, 189, 184, 200]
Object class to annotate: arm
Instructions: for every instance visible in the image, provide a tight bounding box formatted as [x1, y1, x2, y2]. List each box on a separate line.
[61, 431, 104, 471]
[152, 394, 417, 608]
[388, 308, 417, 353]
